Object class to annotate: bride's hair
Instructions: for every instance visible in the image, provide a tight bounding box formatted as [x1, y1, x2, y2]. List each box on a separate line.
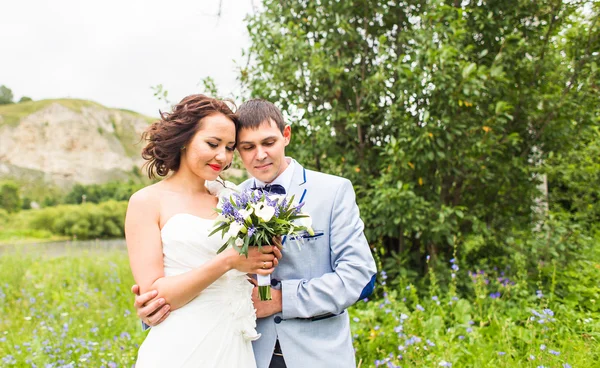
[141, 94, 238, 179]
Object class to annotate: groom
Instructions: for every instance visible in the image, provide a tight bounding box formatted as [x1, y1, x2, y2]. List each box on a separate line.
[134, 99, 377, 368]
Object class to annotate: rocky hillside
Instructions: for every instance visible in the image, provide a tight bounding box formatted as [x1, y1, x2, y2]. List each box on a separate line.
[0, 99, 154, 189]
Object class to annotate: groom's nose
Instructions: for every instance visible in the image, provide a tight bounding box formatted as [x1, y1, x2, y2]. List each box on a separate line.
[256, 146, 268, 161]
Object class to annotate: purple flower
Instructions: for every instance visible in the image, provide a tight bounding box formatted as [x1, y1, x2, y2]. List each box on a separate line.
[416, 304, 424, 312]
[549, 350, 560, 356]
[543, 309, 554, 317]
[540, 344, 546, 351]
[293, 202, 305, 214]
[489, 292, 501, 299]
[221, 201, 235, 217]
[247, 226, 256, 238]
[536, 290, 543, 298]
[498, 352, 506, 356]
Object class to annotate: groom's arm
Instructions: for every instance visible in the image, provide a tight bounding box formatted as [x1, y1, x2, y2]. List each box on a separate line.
[280, 179, 377, 319]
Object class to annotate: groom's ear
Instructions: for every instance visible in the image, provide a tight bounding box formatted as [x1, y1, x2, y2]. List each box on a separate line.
[283, 125, 292, 146]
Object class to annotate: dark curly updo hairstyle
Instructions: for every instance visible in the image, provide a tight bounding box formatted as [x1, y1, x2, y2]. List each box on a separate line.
[141, 94, 238, 179]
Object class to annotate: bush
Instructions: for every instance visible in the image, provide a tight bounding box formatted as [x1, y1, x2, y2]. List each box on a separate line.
[26, 201, 127, 239]
[0, 181, 21, 213]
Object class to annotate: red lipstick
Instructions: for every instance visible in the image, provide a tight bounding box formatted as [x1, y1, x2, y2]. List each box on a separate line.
[208, 164, 222, 171]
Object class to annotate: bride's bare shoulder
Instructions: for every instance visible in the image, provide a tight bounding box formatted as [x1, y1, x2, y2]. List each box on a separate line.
[128, 182, 165, 209]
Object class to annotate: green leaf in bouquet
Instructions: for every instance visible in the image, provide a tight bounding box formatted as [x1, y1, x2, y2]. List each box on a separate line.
[209, 222, 229, 237]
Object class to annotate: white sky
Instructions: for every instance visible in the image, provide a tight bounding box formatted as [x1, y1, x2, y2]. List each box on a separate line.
[0, 0, 255, 117]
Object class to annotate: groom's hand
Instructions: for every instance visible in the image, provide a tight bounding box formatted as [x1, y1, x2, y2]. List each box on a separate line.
[131, 284, 171, 326]
[250, 279, 282, 318]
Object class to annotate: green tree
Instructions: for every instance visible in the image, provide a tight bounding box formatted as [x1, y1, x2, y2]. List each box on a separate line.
[0, 181, 21, 213]
[242, 0, 599, 273]
[18, 96, 33, 103]
[0, 85, 14, 105]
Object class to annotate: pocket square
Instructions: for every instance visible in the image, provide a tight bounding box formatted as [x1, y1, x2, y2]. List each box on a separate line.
[300, 230, 325, 240]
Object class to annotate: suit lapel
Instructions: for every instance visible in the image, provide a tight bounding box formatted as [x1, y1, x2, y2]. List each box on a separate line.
[288, 160, 308, 205]
[282, 160, 308, 246]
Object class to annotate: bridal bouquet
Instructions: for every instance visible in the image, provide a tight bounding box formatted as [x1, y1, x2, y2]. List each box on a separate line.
[210, 188, 313, 300]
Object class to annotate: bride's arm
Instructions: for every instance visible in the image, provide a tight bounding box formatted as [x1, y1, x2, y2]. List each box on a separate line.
[125, 189, 276, 312]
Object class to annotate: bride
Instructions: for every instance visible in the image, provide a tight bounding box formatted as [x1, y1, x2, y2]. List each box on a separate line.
[125, 94, 280, 367]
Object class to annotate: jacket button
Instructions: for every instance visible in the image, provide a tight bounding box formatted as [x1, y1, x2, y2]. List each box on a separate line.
[271, 278, 279, 287]
[274, 316, 282, 324]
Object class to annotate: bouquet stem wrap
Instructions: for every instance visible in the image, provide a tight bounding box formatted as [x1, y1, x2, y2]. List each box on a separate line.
[256, 274, 272, 301]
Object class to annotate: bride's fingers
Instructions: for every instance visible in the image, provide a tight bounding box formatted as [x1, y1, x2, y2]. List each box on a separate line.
[273, 247, 282, 260]
[258, 253, 276, 262]
[255, 267, 275, 276]
[259, 261, 273, 269]
[272, 236, 283, 250]
[259, 245, 274, 254]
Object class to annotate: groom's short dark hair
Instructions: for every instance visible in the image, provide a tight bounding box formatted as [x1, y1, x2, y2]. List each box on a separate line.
[237, 99, 285, 133]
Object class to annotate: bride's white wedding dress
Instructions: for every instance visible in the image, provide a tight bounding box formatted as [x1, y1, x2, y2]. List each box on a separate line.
[135, 213, 259, 368]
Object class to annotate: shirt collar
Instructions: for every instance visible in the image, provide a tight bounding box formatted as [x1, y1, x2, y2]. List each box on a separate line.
[253, 157, 295, 192]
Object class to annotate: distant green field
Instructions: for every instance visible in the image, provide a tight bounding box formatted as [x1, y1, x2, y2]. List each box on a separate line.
[0, 251, 598, 367]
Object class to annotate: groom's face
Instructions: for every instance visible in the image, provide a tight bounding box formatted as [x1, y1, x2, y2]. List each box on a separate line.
[237, 119, 291, 183]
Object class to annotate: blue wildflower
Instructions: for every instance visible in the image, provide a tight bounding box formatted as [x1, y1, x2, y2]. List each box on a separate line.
[549, 350, 560, 356]
[536, 290, 543, 298]
[416, 304, 424, 312]
[543, 309, 554, 317]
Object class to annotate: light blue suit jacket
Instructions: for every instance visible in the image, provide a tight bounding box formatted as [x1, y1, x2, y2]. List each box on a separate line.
[240, 159, 377, 368]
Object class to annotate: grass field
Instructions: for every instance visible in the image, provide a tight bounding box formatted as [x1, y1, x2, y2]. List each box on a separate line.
[0, 250, 598, 367]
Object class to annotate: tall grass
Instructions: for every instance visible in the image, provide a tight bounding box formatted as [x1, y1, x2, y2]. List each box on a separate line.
[1, 249, 598, 367]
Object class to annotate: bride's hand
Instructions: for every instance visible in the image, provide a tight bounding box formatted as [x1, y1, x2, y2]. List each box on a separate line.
[223, 246, 278, 275]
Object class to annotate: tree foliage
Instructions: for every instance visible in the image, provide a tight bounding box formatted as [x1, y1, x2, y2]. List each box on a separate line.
[242, 0, 599, 272]
[0, 181, 21, 213]
[0, 85, 14, 105]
